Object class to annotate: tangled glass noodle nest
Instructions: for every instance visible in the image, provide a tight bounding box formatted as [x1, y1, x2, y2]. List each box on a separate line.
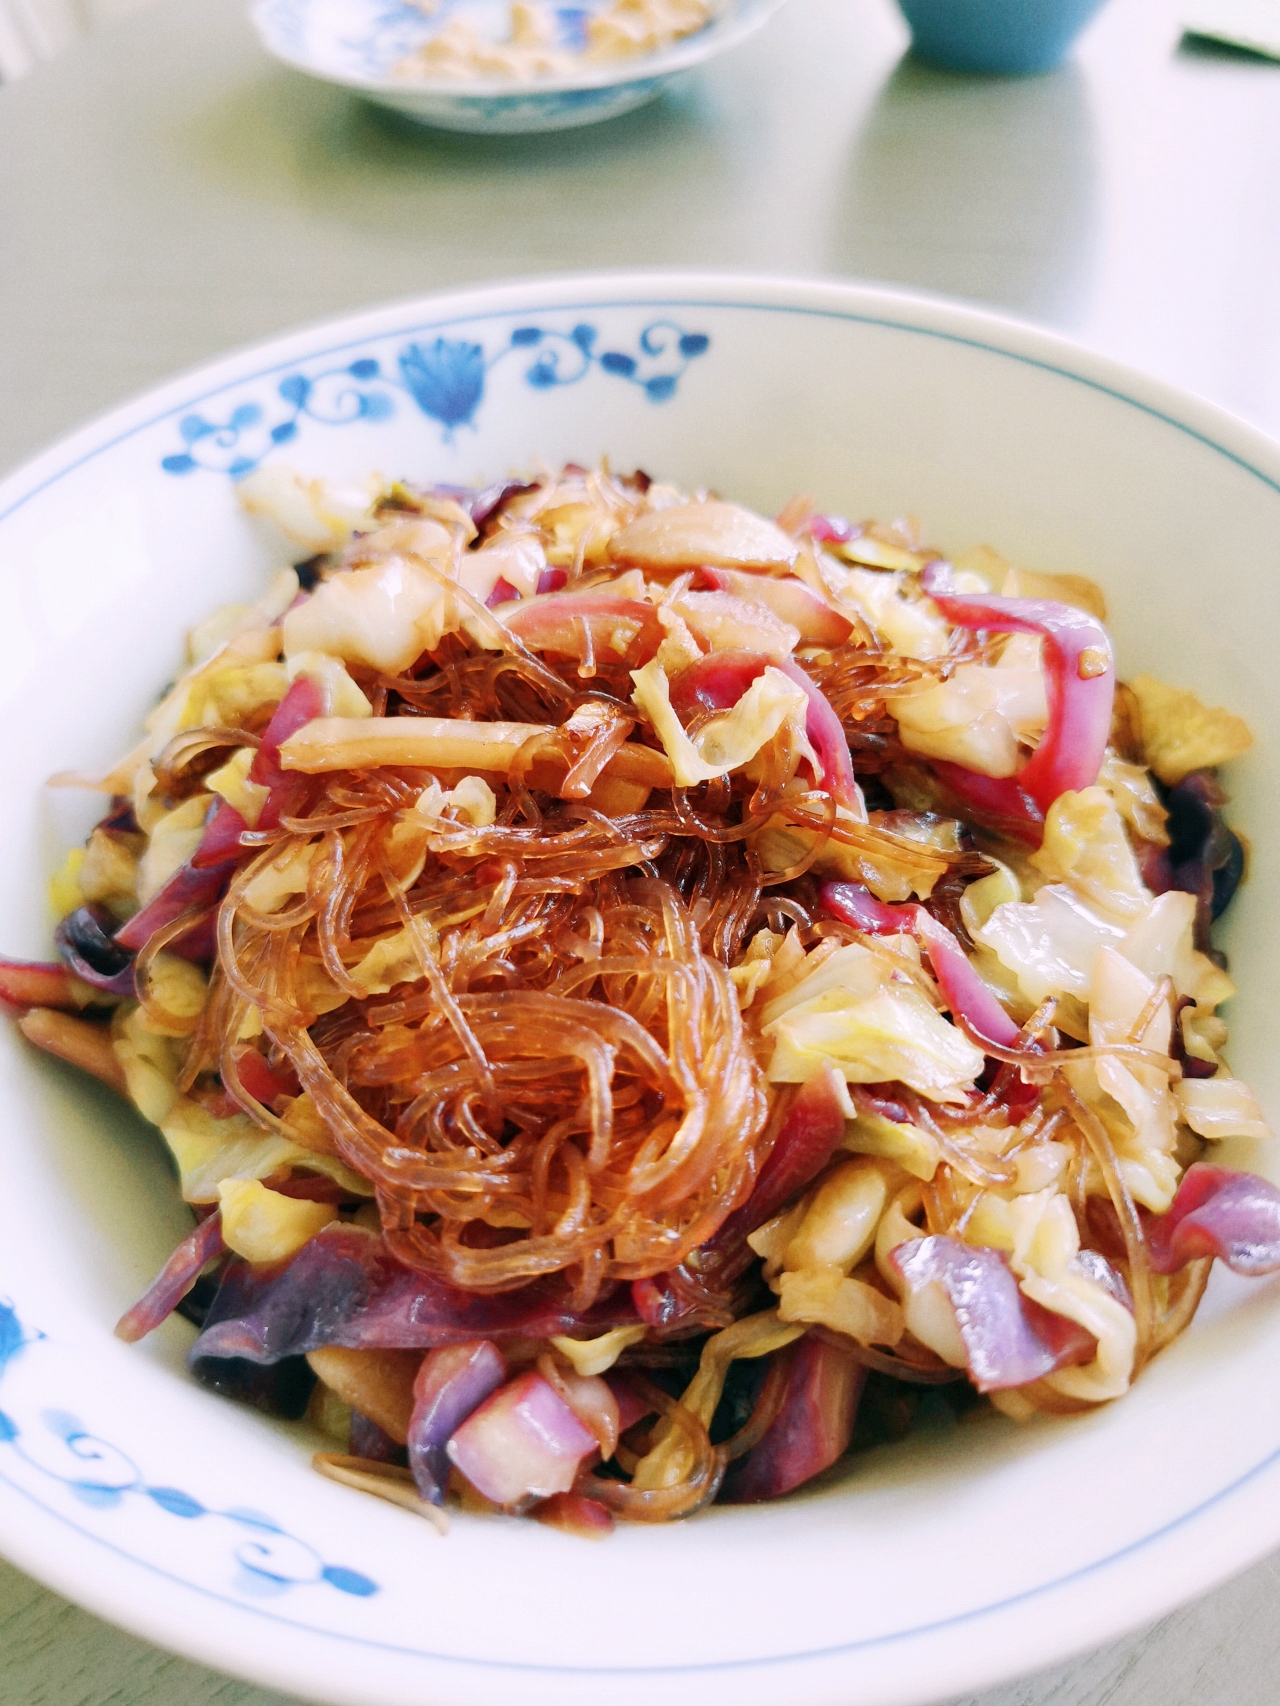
[182, 468, 992, 1308]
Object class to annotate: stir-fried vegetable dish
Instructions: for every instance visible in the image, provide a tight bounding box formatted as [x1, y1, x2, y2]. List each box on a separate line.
[5, 463, 1276, 1537]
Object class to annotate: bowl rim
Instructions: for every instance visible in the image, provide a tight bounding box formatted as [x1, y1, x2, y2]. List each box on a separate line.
[4, 270, 1280, 1706]
[7, 268, 1280, 512]
[246, 0, 790, 101]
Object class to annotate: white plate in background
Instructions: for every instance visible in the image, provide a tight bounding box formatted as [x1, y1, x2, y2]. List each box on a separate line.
[249, 0, 788, 132]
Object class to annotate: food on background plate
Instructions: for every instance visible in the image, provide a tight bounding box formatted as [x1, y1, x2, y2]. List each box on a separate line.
[391, 0, 713, 83]
[5, 462, 1277, 1537]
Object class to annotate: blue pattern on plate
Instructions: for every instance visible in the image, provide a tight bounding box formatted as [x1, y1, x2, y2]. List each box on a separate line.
[161, 317, 710, 476]
[0, 1299, 377, 1599]
[336, 0, 436, 75]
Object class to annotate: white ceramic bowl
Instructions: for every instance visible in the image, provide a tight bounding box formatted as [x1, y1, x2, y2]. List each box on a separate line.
[249, 0, 787, 132]
[1, 274, 1279, 1706]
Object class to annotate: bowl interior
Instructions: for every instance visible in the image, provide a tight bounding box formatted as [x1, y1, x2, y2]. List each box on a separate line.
[1, 277, 1278, 1706]
[249, 0, 781, 97]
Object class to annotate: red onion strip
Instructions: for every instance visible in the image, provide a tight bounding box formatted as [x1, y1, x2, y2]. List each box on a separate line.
[723, 1336, 864, 1502]
[820, 882, 1023, 1050]
[117, 678, 327, 955]
[920, 564, 1115, 838]
[713, 1066, 851, 1245]
[890, 1235, 1096, 1392]
[0, 958, 86, 1011]
[446, 1370, 598, 1507]
[913, 907, 1023, 1049]
[407, 1340, 506, 1504]
[1146, 1164, 1280, 1277]
[670, 651, 860, 808]
[819, 880, 914, 935]
[115, 1211, 225, 1344]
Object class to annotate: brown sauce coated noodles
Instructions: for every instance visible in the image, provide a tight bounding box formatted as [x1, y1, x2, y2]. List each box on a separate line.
[175, 622, 981, 1311]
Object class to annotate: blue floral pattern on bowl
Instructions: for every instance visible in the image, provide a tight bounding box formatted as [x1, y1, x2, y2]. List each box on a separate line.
[0, 1299, 377, 1600]
[162, 316, 710, 478]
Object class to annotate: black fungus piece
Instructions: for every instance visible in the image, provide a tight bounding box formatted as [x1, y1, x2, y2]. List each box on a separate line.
[294, 553, 327, 591]
[1211, 830, 1246, 922]
[387, 478, 539, 538]
[469, 479, 538, 535]
[849, 1369, 986, 1454]
[97, 798, 140, 835]
[1171, 995, 1219, 1080]
[857, 775, 896, 814]
[1157, 769, 1246, 943]
[850, 1372, 919, 1450]
[349, 1412, 409, 1466]
[189, 1351, 317, 1419]
[709, 1354, 766, 1446]
[1164, 771, 1223, 868]
[175, 1269, 222, 1330]
[54, 905, 136, 996]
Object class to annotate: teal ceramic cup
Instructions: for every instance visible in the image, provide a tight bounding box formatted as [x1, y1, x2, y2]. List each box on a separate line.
[895, 0, 1109, 74]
